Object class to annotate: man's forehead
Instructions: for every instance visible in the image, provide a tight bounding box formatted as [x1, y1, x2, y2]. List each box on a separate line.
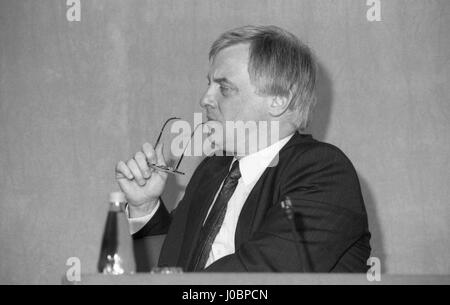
[208, 44, 250, 79]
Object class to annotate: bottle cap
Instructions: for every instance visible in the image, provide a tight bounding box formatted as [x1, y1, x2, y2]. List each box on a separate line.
[109, 191, 126, 203]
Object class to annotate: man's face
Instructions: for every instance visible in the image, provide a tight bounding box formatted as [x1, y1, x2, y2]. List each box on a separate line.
[200, 44, 269, 124]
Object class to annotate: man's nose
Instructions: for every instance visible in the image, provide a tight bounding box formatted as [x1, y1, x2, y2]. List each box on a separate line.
[199, 89, 216, 109]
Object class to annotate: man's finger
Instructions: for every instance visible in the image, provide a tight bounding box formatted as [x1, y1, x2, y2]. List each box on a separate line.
[127, 159, 145, 186]
[142, 142, 157, 164]
[135, 151, 151, 179]
[116, 160, 133, 180]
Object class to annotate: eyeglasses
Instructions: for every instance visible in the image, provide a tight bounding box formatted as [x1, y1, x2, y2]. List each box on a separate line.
[148, 117, 205, 176]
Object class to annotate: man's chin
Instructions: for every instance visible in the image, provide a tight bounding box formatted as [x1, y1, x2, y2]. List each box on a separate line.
[206, 118, 222, 124]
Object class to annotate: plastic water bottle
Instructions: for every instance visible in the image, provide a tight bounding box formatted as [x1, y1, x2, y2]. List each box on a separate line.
[97, 192, 135, 274]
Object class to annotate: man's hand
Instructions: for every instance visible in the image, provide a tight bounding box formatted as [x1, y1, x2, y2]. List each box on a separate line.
[115, 143, 168, 218]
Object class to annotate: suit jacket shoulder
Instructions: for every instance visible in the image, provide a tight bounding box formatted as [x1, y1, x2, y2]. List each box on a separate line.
[277, 133, 366, 214]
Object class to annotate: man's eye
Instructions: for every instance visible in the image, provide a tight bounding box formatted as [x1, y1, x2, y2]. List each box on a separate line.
[220, 86, 230, 95]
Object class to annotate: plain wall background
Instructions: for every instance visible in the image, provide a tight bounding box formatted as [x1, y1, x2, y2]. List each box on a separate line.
[0, 0, 449, 284]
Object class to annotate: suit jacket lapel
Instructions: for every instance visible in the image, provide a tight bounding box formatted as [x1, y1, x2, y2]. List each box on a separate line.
[178, 156, 233, 268]
[234, 173, 268, 248]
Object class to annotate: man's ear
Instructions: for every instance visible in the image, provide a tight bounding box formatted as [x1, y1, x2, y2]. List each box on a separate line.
[267, 94, 292, 117]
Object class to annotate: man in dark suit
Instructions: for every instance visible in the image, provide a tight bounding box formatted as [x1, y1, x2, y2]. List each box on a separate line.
[116, 25, 371, 272]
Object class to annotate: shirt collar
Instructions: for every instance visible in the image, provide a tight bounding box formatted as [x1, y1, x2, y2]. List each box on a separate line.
[236, 133, 294, 186]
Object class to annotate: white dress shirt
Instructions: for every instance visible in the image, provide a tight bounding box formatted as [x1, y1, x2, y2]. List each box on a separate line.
[128, 133, 293, 268]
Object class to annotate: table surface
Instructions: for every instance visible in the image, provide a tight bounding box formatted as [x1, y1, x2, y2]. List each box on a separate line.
[64, 273, 450, 285]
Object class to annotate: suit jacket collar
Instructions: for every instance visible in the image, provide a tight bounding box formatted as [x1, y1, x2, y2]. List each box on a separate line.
[282, 132, 313, 151]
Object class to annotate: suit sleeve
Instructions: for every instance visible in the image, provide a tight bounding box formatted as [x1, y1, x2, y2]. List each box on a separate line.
[132, 198, 172, 240]
[205, 144, 369, 272]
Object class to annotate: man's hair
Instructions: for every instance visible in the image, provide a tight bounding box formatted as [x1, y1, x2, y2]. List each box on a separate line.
[209, 25, 317, 131]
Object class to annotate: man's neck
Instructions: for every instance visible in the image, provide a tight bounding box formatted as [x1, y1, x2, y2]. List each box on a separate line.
[232, 121, 296, 158]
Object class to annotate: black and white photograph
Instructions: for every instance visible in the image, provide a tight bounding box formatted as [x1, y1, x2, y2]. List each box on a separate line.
[0, 0, 449, 288]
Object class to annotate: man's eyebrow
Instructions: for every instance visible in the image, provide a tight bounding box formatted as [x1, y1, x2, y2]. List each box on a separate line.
[209, 75, 238, 89]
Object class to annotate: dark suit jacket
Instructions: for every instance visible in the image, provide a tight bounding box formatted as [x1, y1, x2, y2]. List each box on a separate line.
[133, 133, 371, 272]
